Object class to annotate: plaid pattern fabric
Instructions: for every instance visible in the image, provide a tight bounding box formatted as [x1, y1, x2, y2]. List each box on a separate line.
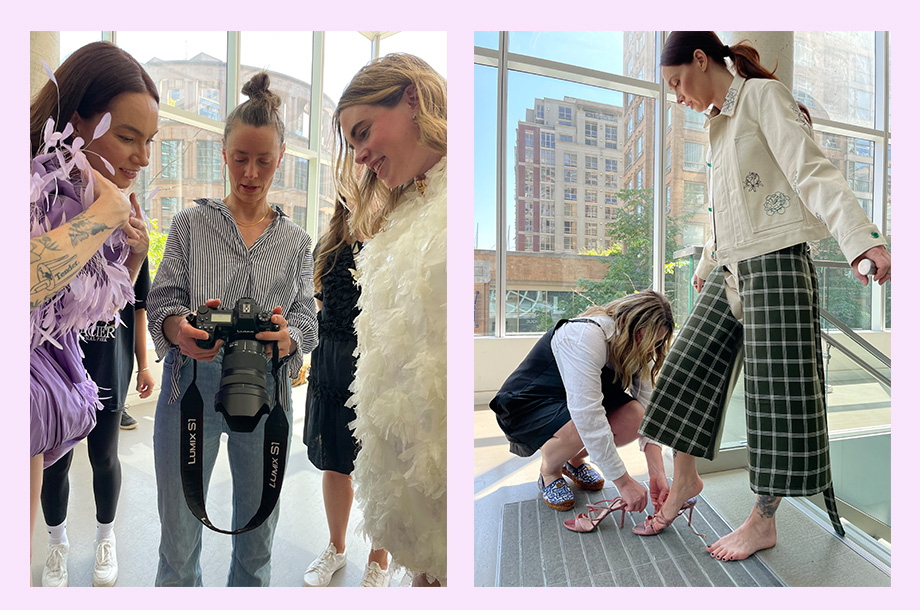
[641, 245, 842, 533]
[639, 265, 744, 460]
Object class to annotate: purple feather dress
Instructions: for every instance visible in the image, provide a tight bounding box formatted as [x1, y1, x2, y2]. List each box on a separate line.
[30, 129, 134, 468]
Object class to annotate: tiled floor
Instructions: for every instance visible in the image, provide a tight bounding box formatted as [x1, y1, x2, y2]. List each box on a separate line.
[30, 352, 406, 587]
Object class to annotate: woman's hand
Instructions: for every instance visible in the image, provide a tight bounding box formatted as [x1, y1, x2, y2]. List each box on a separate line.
[612, 472, 648, 513]
[124, 193, 149, 256]
[648, 470, 670, 515]
[853, 245, 891, 286]
[167, 298, 224, 361]
[256, 306, 295, 360]
[89, 168, 134, 232]
[692, 273, 705, 293]
[136, 367, 156, 399]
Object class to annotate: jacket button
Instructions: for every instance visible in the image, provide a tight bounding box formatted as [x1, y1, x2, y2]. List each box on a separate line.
[872, 231, 880, 238]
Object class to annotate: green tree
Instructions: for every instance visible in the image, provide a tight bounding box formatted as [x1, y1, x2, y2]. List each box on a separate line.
[536, 187, 692, 330]
[147, 218, 169, 281]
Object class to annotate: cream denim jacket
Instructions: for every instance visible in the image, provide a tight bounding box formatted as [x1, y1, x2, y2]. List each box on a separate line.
[695, 76, 886, 279]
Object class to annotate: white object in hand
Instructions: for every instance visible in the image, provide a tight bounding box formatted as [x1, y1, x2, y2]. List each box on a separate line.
[857, 259, 876, 276]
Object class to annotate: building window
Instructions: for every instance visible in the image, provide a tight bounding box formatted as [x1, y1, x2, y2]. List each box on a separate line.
[684, 105, 706, 130]
[197, 81, 220, 120]
[684, 181, 705, 211]
[540, 201, 555, 217]
[541, 167, 555, 183]
[559, 106, 573, 126]
[564, 168, 577, 183]
[585, 122, 597, 146]
[605, 125, 617, 149]
[585, 204, 598, 219]
[294, 158, 309, 191]
[196, 140, 221, 181]
[541, 149, 555, 165]
[847, 160, 871, 192]
[559, 134, 574, 143]
[541, 184, 554, 199]
[540, 235, 554, 251]
[636, 169, 643, 189]
[161, 140, 183, 179]
[161, 197, 182, 230]
[625, 150, 632, 169]
[605, 158, 617, 173]
[585, 171, 598, 186]
[564, 236, 576, 250]
[564, 152, 577, 167]
[541, 132, 555, 149]
[535, 103, 544, 123]
[564, 187, 577, 201]
[604, 192, 617, 205]
[684, 141, 705, 172]
[564, 220, 576, 234]
[541, 217, 555, 233]
[564, 202, 576, 216]
[666, 146, 671, 173]
[585, 155, 598, 170]
[585, 222, 597, 236]
[636, 136, 643, 158]
[585, 190, 597, 204]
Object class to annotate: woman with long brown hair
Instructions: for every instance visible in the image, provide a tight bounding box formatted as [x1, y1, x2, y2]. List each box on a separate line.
[30, 41, 155, 585]
[635, 32, 890, 561]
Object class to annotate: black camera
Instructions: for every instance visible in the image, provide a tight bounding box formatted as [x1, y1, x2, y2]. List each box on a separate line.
[187, 298, 280, 433]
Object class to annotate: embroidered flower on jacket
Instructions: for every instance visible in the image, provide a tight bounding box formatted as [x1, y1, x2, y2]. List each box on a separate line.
[744, 172, 763, 192]
[764, 191, 791, 216]
[789, 102, 809, 128]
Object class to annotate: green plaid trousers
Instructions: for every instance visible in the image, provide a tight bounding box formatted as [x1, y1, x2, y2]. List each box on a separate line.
[640, 244, 843, 535]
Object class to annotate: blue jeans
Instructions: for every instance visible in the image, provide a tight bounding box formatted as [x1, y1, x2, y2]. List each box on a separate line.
[153, 350, 292, 586]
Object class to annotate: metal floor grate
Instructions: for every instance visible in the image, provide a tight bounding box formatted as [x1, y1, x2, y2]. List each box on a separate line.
[497, 486, 783, 587]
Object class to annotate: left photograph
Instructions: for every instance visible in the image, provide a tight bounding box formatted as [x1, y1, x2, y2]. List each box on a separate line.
[29, 30, 447, 587]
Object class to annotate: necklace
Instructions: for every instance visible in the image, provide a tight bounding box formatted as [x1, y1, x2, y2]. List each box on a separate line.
[234, 207, 271, 228]
[415, 176, 427, 195]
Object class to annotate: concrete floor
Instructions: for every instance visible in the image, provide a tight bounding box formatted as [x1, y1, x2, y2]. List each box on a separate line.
[30, 350, 408, 587]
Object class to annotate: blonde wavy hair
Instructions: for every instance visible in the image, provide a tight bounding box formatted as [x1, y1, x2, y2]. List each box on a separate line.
[578, 290, 675, 389]
[332, 53, 447, 238]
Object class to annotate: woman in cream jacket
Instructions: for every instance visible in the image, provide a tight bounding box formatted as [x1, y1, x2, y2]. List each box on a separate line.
[633, 32, 890, 562]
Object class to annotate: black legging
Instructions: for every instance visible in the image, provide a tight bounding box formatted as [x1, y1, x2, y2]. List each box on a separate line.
[40, 408, 122, 526]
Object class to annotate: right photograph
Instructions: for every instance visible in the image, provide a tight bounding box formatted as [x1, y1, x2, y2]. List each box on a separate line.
[473, 31, 891, 587]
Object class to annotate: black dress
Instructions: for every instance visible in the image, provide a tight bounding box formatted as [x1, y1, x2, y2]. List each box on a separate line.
[304, 240, 362, 474]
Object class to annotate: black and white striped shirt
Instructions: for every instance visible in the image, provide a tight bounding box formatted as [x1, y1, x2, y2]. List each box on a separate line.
[147, 198, 317, 407]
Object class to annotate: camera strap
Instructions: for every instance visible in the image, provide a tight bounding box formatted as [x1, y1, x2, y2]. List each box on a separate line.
[179, 348, 288, 535]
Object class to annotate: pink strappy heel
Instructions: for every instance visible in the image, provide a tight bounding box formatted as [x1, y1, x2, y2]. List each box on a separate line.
[563, 497, 628, 533]
[631, 497, 706, 538]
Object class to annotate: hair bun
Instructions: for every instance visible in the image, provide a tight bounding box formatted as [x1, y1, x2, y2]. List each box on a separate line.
[241, 72, 281, 112]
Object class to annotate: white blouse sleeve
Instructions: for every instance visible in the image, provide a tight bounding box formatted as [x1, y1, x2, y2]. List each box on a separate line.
[551, 321, 627, 481]
[629, 374, 661, 452]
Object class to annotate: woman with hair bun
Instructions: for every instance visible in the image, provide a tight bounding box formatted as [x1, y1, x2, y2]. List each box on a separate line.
[634, 32, 890, 561]
[147, 72, 317, 586]
[334, 53, 446, 586]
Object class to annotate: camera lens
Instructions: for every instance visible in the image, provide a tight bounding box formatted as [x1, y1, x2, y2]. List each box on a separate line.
[215, 339, 271, 432]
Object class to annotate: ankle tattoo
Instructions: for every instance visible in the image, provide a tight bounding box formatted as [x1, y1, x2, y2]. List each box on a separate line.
[755, 495, 780, 519]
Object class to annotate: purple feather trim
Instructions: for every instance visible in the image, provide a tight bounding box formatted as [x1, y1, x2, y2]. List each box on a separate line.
[30, 152, 135, 350]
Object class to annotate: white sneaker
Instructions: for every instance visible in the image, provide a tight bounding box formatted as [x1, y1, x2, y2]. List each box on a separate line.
[360, 561, 391, 587]
[302, 542, 346, 587]
[41, 543, 69, 587]
[92, 538, 118, 587]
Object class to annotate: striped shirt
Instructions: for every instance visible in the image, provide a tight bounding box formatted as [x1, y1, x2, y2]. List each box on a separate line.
[147, 198, 317, 408]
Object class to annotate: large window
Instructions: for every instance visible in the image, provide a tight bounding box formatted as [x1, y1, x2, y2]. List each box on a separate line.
[52, 31, 446, 253]
[476, 31, 891, 340]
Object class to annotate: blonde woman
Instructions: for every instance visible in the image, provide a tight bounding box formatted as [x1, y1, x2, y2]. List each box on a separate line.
[334, 53, 446, 586]
[490, 291, 675, 524]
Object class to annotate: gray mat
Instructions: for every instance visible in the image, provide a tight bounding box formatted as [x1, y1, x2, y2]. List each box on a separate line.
[497, 486, 784, 587]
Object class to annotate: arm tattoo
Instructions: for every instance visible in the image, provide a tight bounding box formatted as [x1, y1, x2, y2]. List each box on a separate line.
[30, 234, 60, 264]
[30, 253, 81, 311]
[68, 216, 112, 247]
[755, 495, 781, 519]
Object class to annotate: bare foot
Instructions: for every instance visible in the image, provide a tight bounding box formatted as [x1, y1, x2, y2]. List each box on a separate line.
[707, 500, 778, 561]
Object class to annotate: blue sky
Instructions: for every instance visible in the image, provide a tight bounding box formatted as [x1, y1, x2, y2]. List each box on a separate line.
[473, 32, 632, 250]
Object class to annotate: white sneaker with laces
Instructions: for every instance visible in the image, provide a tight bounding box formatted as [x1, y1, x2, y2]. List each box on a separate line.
[41, 543, 69, 587]
[360, 561, 390, 587]
[302, 542, 346, 587]
[92, 538, 118, 586]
